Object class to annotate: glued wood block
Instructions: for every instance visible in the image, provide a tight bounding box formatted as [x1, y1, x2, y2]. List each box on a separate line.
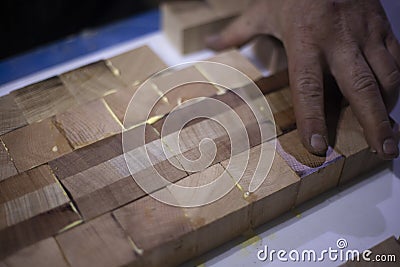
[60, 61, 125, 104]
[104, 86, 138, 124]
[201, 49, 263, 86]
[2, 238, 69, 267]
[107, 46, 167, 87]
[170, 163, 250, 255]
[0, 165, 70, 229]
[55, 99, 122, 149]
[266, 87, 296, 133]
[334, 107, 383, 185]
[56, 213, 137, 267]
[113, 193, 196, 267]
[1, 118, 72, 172]
[0, 139, 17, 182]
[0, 94, 27, 136]
[341, 236, 400, 267]
[277, 130, 345, 205]
[49, 124, 158, 180]
[162, 1, 236, 54]
[221, 142, 300, 228]
[12, 77, 77, 124]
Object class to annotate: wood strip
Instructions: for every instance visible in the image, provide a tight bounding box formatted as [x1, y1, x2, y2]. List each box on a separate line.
[334, 107, 384, 185]
[0, 139, 17, 182]
[221, 141, 300, 228]
[266, 87, 296, 133]
[0, 204, 80, 260]
[113, 192, 195, 267]
[1, 118, 72, 172]
[2, 238, 69, 267]
[0, 165, 70, 229]
[0, 94, 27, 136]
[104, 86, 138, 124]
[54, 99, 122, 149]
[49, 124, 158, 180]
[107, 46, 167, 87]
[11, 77, 77, 124]
[277, 130, 345, 205]
[56, 213, 137, 267]
[59, 61, 125, 104]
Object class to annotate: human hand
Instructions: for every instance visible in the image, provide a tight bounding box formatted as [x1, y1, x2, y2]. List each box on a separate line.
[206, 0, 400, 160]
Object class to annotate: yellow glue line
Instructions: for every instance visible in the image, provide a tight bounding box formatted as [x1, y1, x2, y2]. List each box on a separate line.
[101, 99, 124, 129]
[127, 236, 144, 256]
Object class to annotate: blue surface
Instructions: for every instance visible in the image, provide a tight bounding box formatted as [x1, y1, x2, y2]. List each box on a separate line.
[0, 9, 160, 86]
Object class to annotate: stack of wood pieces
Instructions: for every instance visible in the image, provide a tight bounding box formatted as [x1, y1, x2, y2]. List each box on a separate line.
[0, 44, 388, 267]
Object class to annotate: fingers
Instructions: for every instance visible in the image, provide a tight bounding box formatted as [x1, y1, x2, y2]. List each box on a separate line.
[364, 42, 400, 112]
[287, 46, 328, 155]
[385, 31, 400, 68]
[330, 46, 399, 159]
[205, 6, 263, 51]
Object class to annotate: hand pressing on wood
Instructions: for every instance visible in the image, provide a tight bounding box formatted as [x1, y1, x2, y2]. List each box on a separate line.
[206, 0, 400, 160]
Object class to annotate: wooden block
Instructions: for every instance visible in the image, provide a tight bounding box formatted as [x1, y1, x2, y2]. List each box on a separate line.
[206, 0, 252, 16]
[56, 213, 137, 267]
[201, 49, 263, 86]
[59, 61, 125, 104]
[49, 124, 158, 180]
[341, 236, 400, 266]
[1, 118, 72, 172]
[266, 87, 296, 133]
[55, 99, 122, 149]
[104, 86, 138, 124]
[0, 165, 70, 229]
[162, 1, 236, 54]
[113, 192, 196, 267]
[0, 139, 17, 182]
[107, 46, 167, 87]
[277, 130, 345, 205]
[221, 142, 300, 228]
[334, 107, 384, 185]
[169, 163, 250, 255]
[2, 238, 69, 267]
[11, 77, 77, 124]
[0, 94, 27, 136]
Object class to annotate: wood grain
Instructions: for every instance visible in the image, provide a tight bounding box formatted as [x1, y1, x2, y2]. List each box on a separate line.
[55, 99, 122, 149]
[12, 77, 77, 124]
[56, 213, 137, 267]
[266, 87, 296, 133]
[277, 130, 345, 205]
[0, 94, 27, 136]
[334, 107, 384, 185]
[113, 192, 195, 267]
[104, 86, 138, 124]
[107, 46, 167, 87]
[1, 118, 72, 172]
[2, 238, 69, 267]
[0, 139, 18, 182]
[221, 142, 300, 228]
[60, 61, 125, 104]
[162, 1, 235, 54]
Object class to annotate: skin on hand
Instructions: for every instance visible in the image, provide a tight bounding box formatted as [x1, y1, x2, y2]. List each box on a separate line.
[206, 0, 400, 160]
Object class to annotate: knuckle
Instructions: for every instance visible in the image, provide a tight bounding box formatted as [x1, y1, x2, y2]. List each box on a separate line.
[383, 70, 400, 91]
[351, 70, 377, 94]
[295, 73, 323, 98]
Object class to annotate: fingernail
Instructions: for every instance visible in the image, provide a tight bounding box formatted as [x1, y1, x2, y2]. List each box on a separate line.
[311, 134, 327, 152]
[383, 138, 398, 155]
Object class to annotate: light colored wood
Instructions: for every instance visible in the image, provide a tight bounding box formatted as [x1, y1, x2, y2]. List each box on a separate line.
[221, 142, 300, 228]
[113, 191, 196, 267]
[334, 107, 384, 185]
[12, 77, 77, 124]
[0, 94, 27, 136]
[277, 130, 345, 205]
[0, 165, 70, 229]
[104, 86, 138, 124]
[162, 1, 236, 54]
[1, 118, 72, 172]
[201, 49, 263, 86]
[266, 87, 296, 133]
[107, 46, 167, 87]
[56, 213, 137, 267]
[59, 61, 125, 104]
[55, 99, 122, 149]
[2, 238, 69, 267]
[206, 0, 251, 16]
[0, 139, 18, 182]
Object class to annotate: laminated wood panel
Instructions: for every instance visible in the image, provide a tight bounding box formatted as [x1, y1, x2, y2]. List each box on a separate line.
[1, 118, 72, 172]
[0, 94, 27, 136]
